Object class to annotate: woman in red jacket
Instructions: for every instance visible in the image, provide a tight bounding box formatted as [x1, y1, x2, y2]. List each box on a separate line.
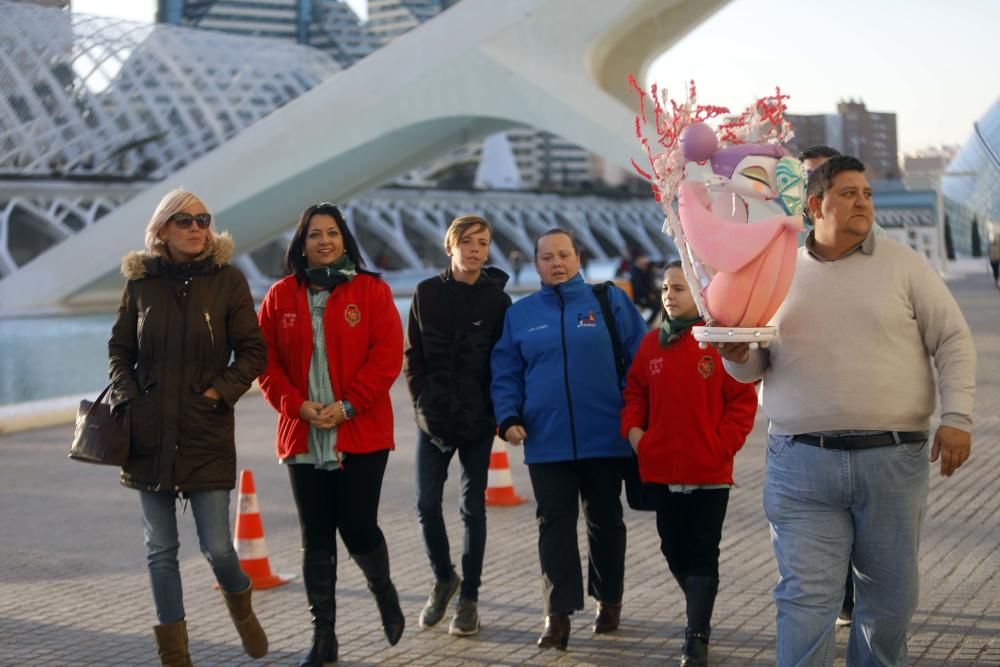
[258, 203, 405, 666]
[621, 261, 757, 667]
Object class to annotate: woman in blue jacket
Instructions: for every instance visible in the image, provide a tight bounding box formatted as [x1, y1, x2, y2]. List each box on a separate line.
[490, 228, 646, 650]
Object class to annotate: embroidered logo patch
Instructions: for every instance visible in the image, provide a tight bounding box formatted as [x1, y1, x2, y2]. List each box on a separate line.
[281, 312, 297, 329]
[698, 355, 715, 379]
[649, 357, 664, 376]
[344, 304, 361, 327]
[577, 310, 597, 328]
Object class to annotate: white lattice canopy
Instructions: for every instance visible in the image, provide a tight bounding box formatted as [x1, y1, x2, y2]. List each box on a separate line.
[0, 1, 339, 180]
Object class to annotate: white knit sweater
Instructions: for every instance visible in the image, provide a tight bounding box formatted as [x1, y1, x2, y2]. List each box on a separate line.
[723, 235, 976, 435]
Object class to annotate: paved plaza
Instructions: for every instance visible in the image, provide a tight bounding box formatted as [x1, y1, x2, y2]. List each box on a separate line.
[1, 260, 998, 666]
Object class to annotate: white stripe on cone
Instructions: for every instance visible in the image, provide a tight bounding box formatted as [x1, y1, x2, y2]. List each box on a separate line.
[238, 494, 259, 515]
[488, 467, 514, 488]
[235, 537, 270, 560]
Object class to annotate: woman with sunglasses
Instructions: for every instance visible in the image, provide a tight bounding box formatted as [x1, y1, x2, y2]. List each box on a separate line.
[257, 203, 405, 665]
[108, 189, 269, 666]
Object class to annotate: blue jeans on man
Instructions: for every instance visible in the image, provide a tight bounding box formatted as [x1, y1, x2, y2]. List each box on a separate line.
[415, 430, 493, 601]
[140, 489, 249, 624]
[764, 434, 929, 666]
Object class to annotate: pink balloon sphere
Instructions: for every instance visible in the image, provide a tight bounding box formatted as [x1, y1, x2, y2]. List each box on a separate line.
[681, 123, 718, 163]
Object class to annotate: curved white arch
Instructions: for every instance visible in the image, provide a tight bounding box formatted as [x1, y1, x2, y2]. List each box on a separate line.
[0, 0, 729, 312]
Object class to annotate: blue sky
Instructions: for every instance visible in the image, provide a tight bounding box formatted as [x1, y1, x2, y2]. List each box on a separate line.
[71, 0, 998, 154]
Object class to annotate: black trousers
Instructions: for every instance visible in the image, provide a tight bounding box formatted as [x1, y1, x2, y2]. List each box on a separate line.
[287, 450, 389, 559]
[654, 486, 730, 582]
[527, 457, 627, 615]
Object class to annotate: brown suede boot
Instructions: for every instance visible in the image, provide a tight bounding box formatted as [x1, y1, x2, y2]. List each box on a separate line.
[221, 583, 269, 658]
[153, 620, 193, 667]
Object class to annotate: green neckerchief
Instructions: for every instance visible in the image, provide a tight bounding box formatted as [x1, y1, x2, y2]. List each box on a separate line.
[659, 314, 701, 347]
[305, 255, 357, 288]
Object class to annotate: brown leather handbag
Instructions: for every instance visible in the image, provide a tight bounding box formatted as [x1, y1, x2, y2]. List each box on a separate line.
[69, 384, 129, 466]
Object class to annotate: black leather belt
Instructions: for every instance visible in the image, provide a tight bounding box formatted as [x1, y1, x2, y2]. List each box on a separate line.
[793, 431, 928, 450]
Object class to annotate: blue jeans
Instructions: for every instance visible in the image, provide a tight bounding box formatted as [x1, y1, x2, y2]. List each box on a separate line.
[763, 434, 929, 667]
[414, 430, 492, 601]
[140, 489, 249, 624]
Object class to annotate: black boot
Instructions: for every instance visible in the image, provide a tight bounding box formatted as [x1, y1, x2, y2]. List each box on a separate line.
[680, 576, 718, 667]
[353, 541, 405, 646]
[300, 550, 338, 666]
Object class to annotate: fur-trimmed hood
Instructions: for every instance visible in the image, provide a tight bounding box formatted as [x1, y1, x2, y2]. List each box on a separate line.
[121, 232, 234, 280]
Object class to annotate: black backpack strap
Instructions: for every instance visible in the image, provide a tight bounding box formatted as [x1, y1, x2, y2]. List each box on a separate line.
[593, 282, 625, 385]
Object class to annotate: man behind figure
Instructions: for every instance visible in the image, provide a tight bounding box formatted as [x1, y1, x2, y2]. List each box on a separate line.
[716, 156, 976, 666]
[404, 215, 512, 636]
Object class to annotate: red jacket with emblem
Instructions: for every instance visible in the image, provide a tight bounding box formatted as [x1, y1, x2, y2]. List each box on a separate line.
[620, 327, 758, 485]
[258, 274, 403, 460]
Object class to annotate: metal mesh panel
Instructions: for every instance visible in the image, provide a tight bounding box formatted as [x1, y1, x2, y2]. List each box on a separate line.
[0, 1, 339, 179]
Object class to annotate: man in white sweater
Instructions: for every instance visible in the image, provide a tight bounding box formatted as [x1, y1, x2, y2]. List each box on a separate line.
[716, 156, 976, 667]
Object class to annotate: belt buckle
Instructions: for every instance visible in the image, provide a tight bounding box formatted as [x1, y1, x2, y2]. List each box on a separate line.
[891, 431, 902, 445]
[819, 435, 825, 448]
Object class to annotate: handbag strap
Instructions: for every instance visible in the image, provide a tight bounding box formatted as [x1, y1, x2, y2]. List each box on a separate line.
[593, 282, 625, 385]
[88, 383, 115, 416]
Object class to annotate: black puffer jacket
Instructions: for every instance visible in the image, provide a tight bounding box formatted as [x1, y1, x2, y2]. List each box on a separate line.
[108, 234, 266, 493]
[403, 267, 511, 445]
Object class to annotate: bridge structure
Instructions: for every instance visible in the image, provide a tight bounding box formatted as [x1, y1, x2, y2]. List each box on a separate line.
[0, 0, 731, 313]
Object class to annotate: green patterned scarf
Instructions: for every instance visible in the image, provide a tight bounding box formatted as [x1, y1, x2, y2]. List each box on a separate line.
[659, 314, 701, 347]
[305, 255, 357, 288]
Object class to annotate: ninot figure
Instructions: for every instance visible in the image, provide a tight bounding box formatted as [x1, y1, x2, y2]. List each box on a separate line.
[629, 79, 804, 349]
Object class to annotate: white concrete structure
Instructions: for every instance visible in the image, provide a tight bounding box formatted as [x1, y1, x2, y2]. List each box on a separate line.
[0, 0, 729, 312]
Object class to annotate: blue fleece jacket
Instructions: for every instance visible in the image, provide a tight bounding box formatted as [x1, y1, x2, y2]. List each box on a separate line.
[490, 273, 647, 464]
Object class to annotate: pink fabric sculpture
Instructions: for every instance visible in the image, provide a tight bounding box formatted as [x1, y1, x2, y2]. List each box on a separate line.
[629, 79, 804, 331]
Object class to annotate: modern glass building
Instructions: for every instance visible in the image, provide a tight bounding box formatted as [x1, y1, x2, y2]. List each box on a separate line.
[941, 96, 1000, 256]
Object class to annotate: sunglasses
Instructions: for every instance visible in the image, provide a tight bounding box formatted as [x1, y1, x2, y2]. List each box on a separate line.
[168, 212, 212, 229]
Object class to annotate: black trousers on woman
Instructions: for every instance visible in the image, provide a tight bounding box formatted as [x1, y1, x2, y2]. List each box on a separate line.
[527, 457, 627, 616]
[288, 450, 390, 556]
[654, 486, 730, 583]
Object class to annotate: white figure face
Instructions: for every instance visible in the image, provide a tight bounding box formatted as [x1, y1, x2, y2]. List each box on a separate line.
[727, 155, 779, 201]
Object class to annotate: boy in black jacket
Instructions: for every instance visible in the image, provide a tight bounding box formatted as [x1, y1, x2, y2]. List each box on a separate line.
[404, 215, 512, 636]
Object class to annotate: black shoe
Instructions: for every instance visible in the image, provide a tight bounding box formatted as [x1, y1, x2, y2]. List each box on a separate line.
[837, 603, 853, 627]
[593, 602, 621, 633]
[299, 629, 338, 666]
[680, 631, 709, 666]
[537, 613, 570, 650]
[301, 551, 337, 665]
[353, 542, 405, 646]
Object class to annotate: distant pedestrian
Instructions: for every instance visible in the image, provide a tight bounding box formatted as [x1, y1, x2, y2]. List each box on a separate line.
[257, 202, 405, 665]
[987, 222, 1000, 287]
[404, 215, 512, 636]
[508, 248, 524, 286]
[109, 189, 269, 666]
[621, 261, 757, 666]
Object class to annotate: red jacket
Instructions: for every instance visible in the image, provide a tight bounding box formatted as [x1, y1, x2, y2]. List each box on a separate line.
[258, 274, 403, 460]
[621, 328, 757, 485]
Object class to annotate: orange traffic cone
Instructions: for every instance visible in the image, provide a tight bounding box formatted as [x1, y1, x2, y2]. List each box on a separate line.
[485, 439, 525, 506]
[231, 469, 292, 590]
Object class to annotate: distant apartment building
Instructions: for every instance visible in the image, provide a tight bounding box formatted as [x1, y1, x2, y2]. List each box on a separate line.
[787, 99, 900, 180]
[156, 0, 379, 66]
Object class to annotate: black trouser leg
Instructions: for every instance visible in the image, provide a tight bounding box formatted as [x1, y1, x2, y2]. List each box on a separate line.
[578, 458, 626, 605]
[528, 461, 584, 615]
[287, 465, 339, 665]
[654, 487, 729, 636]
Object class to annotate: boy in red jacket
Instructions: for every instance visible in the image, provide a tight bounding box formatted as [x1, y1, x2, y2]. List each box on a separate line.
[621, 261, 757, 666]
